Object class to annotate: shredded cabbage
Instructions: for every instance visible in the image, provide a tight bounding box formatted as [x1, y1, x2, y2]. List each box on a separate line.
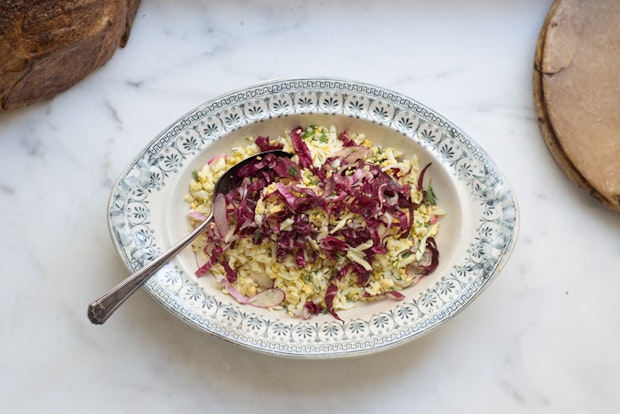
[186, 125, 444, 319]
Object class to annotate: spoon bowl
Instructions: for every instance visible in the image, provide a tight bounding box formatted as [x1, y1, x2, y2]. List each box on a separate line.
[88, 150, 291, 324]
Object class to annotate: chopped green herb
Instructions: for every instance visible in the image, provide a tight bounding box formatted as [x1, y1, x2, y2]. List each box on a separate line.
[426, 181, 437, 206]
[288, 166, 299, 177]
[192, 170, 199, 181]
[302, 125, 318, 139]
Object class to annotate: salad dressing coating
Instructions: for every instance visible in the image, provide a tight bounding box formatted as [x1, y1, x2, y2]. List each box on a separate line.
[186, 125, 444, 319]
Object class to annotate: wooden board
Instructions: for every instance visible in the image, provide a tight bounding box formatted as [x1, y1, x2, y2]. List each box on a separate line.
[533, 0, 620, 213]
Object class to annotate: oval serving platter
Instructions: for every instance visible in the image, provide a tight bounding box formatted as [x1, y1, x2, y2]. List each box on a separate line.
[107, 77, 519, 358]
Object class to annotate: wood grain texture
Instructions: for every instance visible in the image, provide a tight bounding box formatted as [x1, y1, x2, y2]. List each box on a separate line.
[533, 0, 620, 213]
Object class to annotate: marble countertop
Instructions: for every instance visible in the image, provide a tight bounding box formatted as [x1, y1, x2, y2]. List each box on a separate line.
[2, 0, 619, 412]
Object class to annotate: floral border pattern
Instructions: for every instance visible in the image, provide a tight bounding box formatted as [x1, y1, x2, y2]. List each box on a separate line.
[107, 78, 518, 358]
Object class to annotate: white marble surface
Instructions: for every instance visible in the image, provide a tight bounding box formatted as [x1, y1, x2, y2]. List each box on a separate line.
[2, 0, 619, 412]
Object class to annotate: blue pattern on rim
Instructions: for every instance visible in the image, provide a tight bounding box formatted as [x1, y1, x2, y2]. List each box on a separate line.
[107, 78, 519, 358]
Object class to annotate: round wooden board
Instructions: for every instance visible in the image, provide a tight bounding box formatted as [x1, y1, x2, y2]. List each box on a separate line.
[533, 0, 620, 213]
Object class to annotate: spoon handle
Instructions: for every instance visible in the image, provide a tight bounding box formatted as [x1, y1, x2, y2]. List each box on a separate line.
[88, 215, 212, 325]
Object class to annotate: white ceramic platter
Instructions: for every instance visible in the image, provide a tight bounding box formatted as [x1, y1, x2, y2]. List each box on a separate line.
[107, 77, 519, 358]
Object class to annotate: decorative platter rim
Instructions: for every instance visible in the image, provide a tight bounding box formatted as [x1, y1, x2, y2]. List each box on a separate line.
[107, 77, 519, 358]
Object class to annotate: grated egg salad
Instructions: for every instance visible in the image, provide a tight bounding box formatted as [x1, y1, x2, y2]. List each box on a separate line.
[185, 125, 445, 320]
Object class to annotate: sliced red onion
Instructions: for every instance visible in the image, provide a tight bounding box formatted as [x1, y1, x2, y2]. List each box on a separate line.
[218, 276, 249, 304]
[213, 193, 228, 238]
[188, 210, 207, 222]
[342, 146, 372, 166]
[193, 127, 441, 320]
[385, 291, 406, 301]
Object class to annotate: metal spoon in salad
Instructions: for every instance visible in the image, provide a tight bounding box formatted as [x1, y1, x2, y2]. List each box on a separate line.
[88, 150, 292, 325]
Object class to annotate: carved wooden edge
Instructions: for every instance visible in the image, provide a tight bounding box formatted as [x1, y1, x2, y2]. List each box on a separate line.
[532, 0, 620, 213]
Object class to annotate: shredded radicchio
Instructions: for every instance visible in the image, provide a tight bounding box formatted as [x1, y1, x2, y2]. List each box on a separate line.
[194, 126, 440, 320]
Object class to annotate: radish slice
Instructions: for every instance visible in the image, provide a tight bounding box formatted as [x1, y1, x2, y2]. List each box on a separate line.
[218, 275, 284, 308]
[247, 288, 285, 308]
[213, 193, 228, 238]
[250, 272, 273, 289]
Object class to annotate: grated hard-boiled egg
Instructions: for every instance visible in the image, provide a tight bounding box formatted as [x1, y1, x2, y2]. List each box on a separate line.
[186, 125, 445, 319]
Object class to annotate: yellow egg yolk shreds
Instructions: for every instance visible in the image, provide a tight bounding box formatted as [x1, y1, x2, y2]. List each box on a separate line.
[185, 125, 445, 320]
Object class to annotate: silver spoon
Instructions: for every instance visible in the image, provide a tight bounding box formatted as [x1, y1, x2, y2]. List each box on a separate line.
[88, 150, 291, 325]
